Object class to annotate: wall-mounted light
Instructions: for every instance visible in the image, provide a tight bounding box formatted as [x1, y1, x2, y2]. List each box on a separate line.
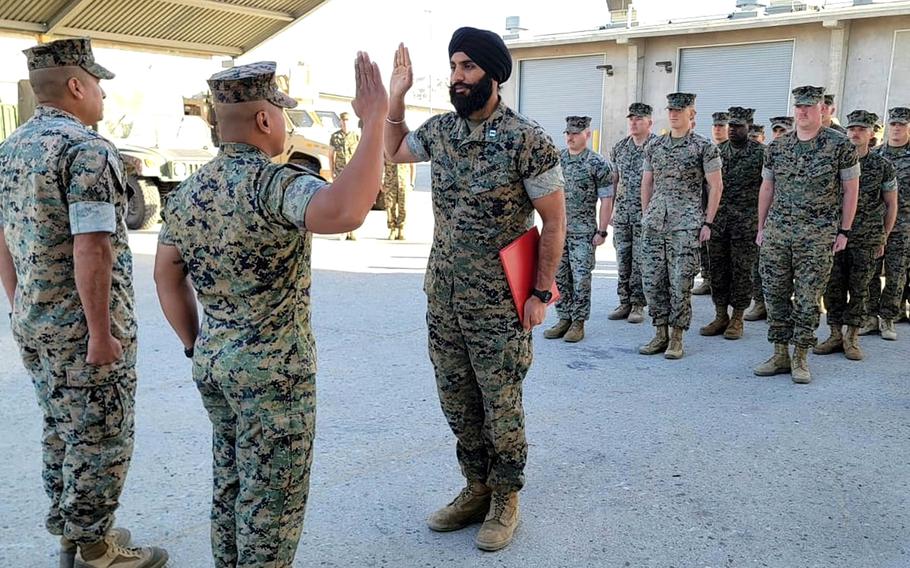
[596, 64, 614, 76]
[656, 60, 673, 73]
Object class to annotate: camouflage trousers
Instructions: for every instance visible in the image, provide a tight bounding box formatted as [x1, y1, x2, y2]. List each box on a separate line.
[15, 333, 136, 545]
[613, 221, 646, 307]
[193, 360, 316, 568]
[760, 233, 834, 347]
[709, 236, 757, 310]
[866, 232, 910, 320]
[555, 233, 596, 321]
[385, 184, 407, 229]
[427, 298, 531, 493]
[823, 243, 879, 327]
[751, 256, 764, 303]
[640, 228, 701, 329]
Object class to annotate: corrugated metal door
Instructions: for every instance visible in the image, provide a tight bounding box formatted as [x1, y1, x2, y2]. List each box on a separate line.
[678, 41, 794, 138]
[518, 55, 605, 151]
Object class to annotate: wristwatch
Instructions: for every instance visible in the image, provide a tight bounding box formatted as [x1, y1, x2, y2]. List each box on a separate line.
[702, 221, 717, 230]
[837, 227, 851, 238]
[597, 230, 608, 238]
[530, 288, 553, 303]
[184, 346, 194, 359]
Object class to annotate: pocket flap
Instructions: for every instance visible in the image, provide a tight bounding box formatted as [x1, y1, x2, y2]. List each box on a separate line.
[65, 360, 126, 388]
[261, 412, 308, 439]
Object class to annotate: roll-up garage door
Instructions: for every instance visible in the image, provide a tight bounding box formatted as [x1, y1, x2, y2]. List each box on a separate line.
[678, 41, 794, 139]
[518, 55, 605, 151]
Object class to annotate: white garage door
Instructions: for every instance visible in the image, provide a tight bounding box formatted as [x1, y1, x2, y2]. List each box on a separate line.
[518, 55, 605, 151]
[678, 41, 794, 139]
[886, 30, 910, 113]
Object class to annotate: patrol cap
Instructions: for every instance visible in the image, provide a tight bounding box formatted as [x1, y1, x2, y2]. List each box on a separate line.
[564, 115, 591, 134]
[727, 107, 754, 126]
[887, 107, 910, 125]
[207, 61, 296, 108]
[770, 116, 794, 130]
[824, 94, 836, 106]
[23, 38, 114, 80]
[666, 92, 696, 110]
[712, 112, 730, 126]
[748, 124, 765, 134]
[846, 109, 878, 129]
[627, 102, 652, 118]
[792, 85, 825, 106]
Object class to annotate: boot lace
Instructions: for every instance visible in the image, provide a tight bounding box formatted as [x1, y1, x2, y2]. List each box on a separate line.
[489, 493, 509, 520]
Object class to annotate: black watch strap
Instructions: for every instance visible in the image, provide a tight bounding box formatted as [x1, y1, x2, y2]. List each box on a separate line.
[597, 230, 608, 238]
[184, 346, 194, 359]
[837, 227, 851, 237]
[703, 221, 716, 230]
[531, 288, 552, 303]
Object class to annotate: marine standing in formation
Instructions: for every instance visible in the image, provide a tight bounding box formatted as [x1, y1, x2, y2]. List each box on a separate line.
[330, 110, 362, 240]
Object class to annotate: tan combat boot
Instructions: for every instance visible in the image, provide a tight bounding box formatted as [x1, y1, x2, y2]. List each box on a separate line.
[723, 309, 745, 340]
[843, 326, 864, 360]
[858, 315, 879, 336]
[608, 304, 631, 320]
[791, 346, 812, 384]
[396, 229, 405, 241]
[563, 321, 585, 343]
[744, 300, 767, 321]
[75, 532, 167, 568]
[692, 279, 711, 295]
[427, 480, 491, 532]
[754, 343, 791, 376]
[813, 325, 844, 355]
[475, 492, 520, 552]
[880, 318, 898, 341]
[543, 319, 572, 340]
[664, 327, 685, 359]
[639, 325, 669, 355]
[627, 305, 645, 324]
[388, 228, 397, 240]
[62, 529, 131, 568]
[699, 305, 730, 336]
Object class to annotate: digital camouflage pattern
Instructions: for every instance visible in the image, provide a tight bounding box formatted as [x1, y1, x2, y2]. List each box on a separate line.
[824, 151, 895, 326]
[666, 92, 696, 110]
[208, 61, 297, 108]
[640, 229, 701, 329]
[330, 128, 360, 177]
[159, 142, 326, 568]
[407, 101, 563, 491]
[793, 85, 825, 106]
[611, 133, 658, 308]
[23, 37, 114, 80]
[383, 160, 409, 230]
[555, 148, 612, 321]
[760, 128, 859, 347]
[868, 140, 910, 320]
[564, 115, 592, 133]
[0, 104, 135, 544]
[710, 139, 764, 310]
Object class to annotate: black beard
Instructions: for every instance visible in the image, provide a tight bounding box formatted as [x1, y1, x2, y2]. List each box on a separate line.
[449, 74, 494, 119]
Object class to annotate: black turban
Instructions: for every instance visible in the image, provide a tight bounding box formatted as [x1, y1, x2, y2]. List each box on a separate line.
[448, 27, 512, 84]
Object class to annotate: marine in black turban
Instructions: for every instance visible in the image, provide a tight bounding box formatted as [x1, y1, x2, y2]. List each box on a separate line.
[448, 27, 512, 84]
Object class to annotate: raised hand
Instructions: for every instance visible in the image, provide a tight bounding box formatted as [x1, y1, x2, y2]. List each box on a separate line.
[352, 51, 389, 124]
[390, 43, 414, 102]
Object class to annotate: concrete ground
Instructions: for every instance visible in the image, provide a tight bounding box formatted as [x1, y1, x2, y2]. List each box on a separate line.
[1, 181, 909, 567]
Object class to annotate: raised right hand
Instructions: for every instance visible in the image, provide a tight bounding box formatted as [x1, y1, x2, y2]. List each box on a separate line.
[390, 43, 414, 102]
[352, 51, 388, 125]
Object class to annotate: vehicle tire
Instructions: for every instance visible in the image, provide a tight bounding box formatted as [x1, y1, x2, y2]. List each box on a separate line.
[126, 177, 161, 230]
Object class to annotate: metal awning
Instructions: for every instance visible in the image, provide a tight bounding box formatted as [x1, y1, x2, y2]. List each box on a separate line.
[0, 0, 327, 57]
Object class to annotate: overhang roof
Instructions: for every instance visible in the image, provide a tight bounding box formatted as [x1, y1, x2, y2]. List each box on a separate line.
[0, 0, 327, 57]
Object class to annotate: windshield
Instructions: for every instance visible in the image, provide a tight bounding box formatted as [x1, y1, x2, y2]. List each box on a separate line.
[106, 114, 213, 149]
[286, 110, 315, 128]
[316, 110, 340, 129]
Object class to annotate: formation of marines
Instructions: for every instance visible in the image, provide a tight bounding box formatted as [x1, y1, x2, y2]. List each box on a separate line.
[1, 31, 909, 568]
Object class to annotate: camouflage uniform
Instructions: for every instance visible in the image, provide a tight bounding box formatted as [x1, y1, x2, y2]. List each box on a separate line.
[158, 63, 326, 568]
[760, 115, 860, 346]
[405, 101, 563, 492]
[610, 123, 657, 309]
[711, 117, 763, 311]
[383, 160, 409, 230]
[868, 123, 910, 322]
[822, 110, 896, 329]
[329, 128, 360, 178]
[0, 39, 136, 545]
[641, 103, 722, 330]
[556, 141, 612, 322]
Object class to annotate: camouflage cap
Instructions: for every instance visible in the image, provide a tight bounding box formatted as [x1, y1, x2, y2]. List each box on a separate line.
[846, 109, 878, 129]
[564, 115, 592, 133]
[711, 111, 730, 126]
[627, 102, 652, 118]
[748, 124, 765, 134]
[792, 85, 825, 106]
[666, 92, 696, 110]
[887, 107, 910, 125]
[770, 116, 794, 130]
[823, 94, 836, 106]
[207, 61, 296, 108]
[23, 38, 114, 80]
[726, 107, 754, 126]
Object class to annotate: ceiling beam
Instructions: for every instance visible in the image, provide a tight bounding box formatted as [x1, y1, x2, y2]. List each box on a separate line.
[156, 0, 294, 21]
[55, 27, 243, 55]
[0, 19, 46, 33]
[47, 0, 95, 34]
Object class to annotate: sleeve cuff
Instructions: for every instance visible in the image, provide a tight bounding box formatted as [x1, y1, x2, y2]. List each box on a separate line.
[597, 185, 614, 199]
[761, 167, 775, 181]
[840, 163, 860, 181]
[524, 165, 564, 200]
[69, 201, 116, 235]
[405, 132, 430, 162]
[882, 178, 897, 193]
[282, 176, 328, 229]
[642, 158, 652, 172]
[703, 157, 723, 174]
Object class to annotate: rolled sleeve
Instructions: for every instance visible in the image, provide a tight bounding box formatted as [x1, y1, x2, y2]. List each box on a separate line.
[702, 143, 722, 174]
[703, 156, 722, 174]
[281, 175, 327, 229]
[597, 184, 614, 199]
[883, 176, 897, 193]
[65, 140, 123, 235]
[839, 163, 860, 181]
[642, 157, 653, 172]
[524, 165, 564, 200]
[761, 167, 775, 181]
[259, 164, 328, 231]
[405, 131, 430, 162]
[69, 201, 116, 234]
[158, 221, 176, 246]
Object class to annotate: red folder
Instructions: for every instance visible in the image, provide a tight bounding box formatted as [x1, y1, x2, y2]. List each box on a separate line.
[499, 226, 560, 323]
